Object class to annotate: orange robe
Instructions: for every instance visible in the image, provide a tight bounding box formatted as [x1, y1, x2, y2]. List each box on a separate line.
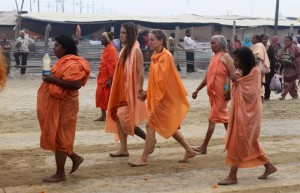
[147, 48, 189, 139]
[37, 54, 90, 155]
[225, 66, 269, 168]
[206, 52, 229, 123]
[95, 43, 117, 110]
[105, 41, 147, 138]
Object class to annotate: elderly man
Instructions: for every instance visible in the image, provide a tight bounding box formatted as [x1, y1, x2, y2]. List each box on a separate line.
[13, 30, 35, 75]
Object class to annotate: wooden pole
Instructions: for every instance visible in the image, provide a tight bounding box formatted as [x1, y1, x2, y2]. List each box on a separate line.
[290, 24, 294, 35]
[20, 0, 24, 12]
[14, 0, 19, 13]
[14, 0, 20, 40]
[232, 21, 236, 49]
[174, 26, 180, 65]
[274, 0, 279, 35]
[38, 0, 40, 12]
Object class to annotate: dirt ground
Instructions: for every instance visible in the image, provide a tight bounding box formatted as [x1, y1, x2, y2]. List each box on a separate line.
[0, 70, 300, 193]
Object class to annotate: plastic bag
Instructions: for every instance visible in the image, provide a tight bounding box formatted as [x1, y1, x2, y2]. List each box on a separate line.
[269, 74, 282, 91]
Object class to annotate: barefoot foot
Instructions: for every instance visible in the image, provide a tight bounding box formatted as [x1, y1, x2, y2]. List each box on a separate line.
[128, 158, 148, 167]
[178, 149, 197, 163]
[109, 151, 129, 157]
[192, 146, 207, 154]
[258, 165, 277, 179]
[218, 177, 238, 185]
[42, 174, 66, 183]
[69, 156, 84, 174]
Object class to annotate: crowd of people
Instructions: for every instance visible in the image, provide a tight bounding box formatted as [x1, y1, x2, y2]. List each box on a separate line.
[2, 22, 300, 186]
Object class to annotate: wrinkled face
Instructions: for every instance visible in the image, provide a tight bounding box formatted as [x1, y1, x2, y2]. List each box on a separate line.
[262, 36, 268, 46]
[211, 37, 221, 53]
[100, 35, 108, 45]
[119, 27, 127, 44]
[284, 37, 292, 47]
[148, 33, 163, 52]
[233, 55, 241, 69]
[53, 41, 65, 58]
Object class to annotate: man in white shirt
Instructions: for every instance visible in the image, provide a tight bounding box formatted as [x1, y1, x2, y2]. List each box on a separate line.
[184, 29, 196, 73]
[13, 30, 35, 75]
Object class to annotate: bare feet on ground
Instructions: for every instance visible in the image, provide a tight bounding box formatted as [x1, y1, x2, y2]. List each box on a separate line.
[128, 158, 148, 167]
[218, 177, 238, 185]
[109, 151, 129, 157]
[69, 156, 84, 174]
[258, 165, 277, 179]
[42, 174, 66, 183]
[178, 149, 197, 163]
[192, 146, 207, 154]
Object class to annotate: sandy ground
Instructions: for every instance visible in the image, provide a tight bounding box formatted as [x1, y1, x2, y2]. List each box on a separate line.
[0, 69, 300, 193]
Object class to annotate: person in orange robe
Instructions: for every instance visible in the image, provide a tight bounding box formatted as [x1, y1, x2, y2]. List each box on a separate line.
[192, 35, 236, 154]
[105, 22, 148, 157]
[37, 35, 91, 183]
[128, 29, 197, 167]
[94, 32, 117, 121]
[218, 47, 277, 185]
[0, 51, 6, 91]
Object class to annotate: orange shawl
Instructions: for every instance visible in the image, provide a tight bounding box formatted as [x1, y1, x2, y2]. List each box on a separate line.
[96, 43, 117, 110]
[105, 41, 147, 138]
[206, 51, 229, 123]
[147, 48, 189, 139]
[225, 66, 268, 168]
[37, 54, 90, 155]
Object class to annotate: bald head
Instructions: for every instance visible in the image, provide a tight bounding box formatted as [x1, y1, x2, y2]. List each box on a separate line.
[19, 30, 25, 38]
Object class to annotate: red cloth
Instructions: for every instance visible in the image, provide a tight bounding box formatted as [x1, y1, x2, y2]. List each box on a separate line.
[95, 43, 117, 110]
[37, 54, 90, 155]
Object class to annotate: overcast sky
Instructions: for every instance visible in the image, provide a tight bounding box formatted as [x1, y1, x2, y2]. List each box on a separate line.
[1, 0, 300, 18]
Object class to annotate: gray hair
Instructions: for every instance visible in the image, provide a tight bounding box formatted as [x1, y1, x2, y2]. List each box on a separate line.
[212, 35, 228, 51]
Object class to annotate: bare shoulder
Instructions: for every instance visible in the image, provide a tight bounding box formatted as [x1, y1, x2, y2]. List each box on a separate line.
[220, 52, 233, 63]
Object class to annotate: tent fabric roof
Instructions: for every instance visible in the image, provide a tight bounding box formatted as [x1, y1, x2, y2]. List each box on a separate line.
[0, 11, 17, 26]
[19, 13, 300, 27]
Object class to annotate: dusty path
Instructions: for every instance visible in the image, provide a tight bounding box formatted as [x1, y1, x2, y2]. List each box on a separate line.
[0, 72, 299, 193]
